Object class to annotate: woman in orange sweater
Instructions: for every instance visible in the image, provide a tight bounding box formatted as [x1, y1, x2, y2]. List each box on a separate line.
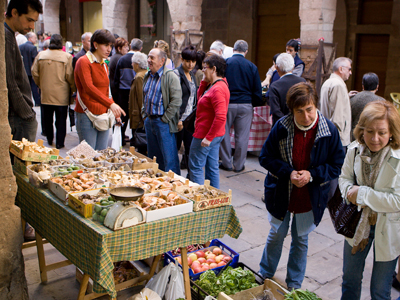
[74, 29, 125, 150]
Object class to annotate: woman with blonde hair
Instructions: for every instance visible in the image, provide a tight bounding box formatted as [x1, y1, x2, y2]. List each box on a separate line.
[339, 100, 400, 300]
[154, 39, 174, 69]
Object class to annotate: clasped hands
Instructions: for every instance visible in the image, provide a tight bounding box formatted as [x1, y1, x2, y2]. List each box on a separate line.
[290, 170, 311, 188]
[346, 185, 360, 205]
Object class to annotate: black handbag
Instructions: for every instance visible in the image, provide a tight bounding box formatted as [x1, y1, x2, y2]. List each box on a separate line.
[68, 106, 75, 129]
[327, 150, 362, 238]
[131, 128, 147, 155]
[182, 108, 196, 134]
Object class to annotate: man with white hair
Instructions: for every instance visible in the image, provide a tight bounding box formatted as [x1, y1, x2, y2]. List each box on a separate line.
[19, 32, 40, 106]
[72, 32, 92, 70]
[269, 53, 306, 125]
[219, 39, 262, 173]
[210, 40, 233, 59]
[320, 57, 354, 149]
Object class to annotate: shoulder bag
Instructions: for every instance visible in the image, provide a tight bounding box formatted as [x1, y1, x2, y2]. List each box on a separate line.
[327, 149, 362, 238]
[76, 63, 115, 131]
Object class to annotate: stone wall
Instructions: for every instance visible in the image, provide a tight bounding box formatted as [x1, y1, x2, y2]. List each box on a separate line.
[0, 1, 29, 299]
[43, 0, 61, 35]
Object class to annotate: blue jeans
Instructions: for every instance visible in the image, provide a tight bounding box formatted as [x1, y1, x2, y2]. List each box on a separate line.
[189, 136, 224, 188]
[144, 117, 180, 175]
[75, 112, 110, 150]
[259, 211, 309, 289]
[341, 226, 398, 300]
[9, 114, 38, 142]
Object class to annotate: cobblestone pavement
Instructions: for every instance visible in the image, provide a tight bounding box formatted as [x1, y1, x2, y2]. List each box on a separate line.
[23, 108, 399, 299]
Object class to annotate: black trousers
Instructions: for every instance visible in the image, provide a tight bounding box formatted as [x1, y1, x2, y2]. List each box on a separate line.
[42, 104, 68, 147]
[118, 89, 130, 144]
[175, 127, 193, 172]
[28, 76, 41, 106]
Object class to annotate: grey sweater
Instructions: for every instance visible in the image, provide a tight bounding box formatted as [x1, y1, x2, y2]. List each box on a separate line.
[4, 22, 35, 119]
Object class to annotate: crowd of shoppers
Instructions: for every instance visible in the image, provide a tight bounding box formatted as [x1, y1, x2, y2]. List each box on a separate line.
[3, 0, 399, 297]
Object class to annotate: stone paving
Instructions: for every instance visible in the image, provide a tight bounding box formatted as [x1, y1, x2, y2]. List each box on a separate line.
[23, 107, 399, 299]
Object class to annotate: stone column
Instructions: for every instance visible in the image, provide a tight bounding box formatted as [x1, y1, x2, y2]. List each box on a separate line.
[43, 0, 61, 35]
[0, 1, 29, 300]
[299, 0, 337, 71]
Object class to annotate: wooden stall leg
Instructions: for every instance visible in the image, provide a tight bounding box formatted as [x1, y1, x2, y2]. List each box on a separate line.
[21, 218, 26, 235]
[35, 231, 48, 283]
[77, 273, 90, 300]
[146, 254, 162, 283]
[180, 247, 192, 300]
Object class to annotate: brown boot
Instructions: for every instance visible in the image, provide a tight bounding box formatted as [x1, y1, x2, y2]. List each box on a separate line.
[24, 224, 35, 241]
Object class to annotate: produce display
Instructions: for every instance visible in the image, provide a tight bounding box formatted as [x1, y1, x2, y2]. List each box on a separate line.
[134, 191, 188, 211]
[67, 140, 98, 159]
[50, 172, 96, 192]
[170, 244, 206, 256]
[77, 159, 104, 169]
[113, 261, 141, 284]
[92, 196, 115, 224]
[52, 165, 81, 177]
[12, 138, 54, 154]
[195, 266, 258, 297]
[77, 189, 111, 205]
[175, 247, 231, 274]
[180, 185, 226, 201]
[29, 164, 52, 180]
[284, 289, 322, 300]
[44, 159, 71, 166]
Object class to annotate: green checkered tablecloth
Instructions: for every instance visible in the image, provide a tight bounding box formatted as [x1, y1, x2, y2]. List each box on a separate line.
[15, 170, 242, 298]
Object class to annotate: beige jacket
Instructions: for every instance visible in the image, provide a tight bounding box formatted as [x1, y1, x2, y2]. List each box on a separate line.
[339, 142, 400, 261]
[32, 49, 76, 106]
[320, 73, 351, 146]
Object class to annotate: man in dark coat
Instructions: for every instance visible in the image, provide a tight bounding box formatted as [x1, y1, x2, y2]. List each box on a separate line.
[219, 40, 262, 173]
[269, 53, 306, 125]
[19, 31, 40, 106]
[72, 32, 92, 70]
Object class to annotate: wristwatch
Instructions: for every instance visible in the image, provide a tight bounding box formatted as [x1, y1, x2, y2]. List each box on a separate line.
[309, 175, 313, 183]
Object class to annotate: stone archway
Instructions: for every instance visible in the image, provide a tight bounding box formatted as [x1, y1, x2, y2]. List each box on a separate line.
[42, 0, 61, 35]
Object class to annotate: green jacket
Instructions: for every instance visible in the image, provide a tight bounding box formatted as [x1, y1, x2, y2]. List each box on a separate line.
[142, 66, 182, 133]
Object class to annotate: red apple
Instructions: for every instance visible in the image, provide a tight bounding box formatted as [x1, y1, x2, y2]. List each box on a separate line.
[206, 253, 216, 260]
[193, 266, 202, 274]
[215, 255, 224, 263]
[187, 257, 192, 266]
[217, 261, 226, 267]
[198, 257, 206, 264]
[206, 258, 216, 264]
[209, 262, 218, 269]
[223, 256, 232, 263]
[175, 257, 182, 264]
[204, 250, 212, 256]
[195, 251, 205, 258]
[188, 253, 198, 262]
[192, 261, 200, 268]
[212, 247, 222, 255]
[201, 265, 210, 271]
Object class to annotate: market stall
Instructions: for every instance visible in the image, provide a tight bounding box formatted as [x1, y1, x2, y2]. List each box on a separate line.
[229, 105, 272, 152]
[12, 140, 243, 300]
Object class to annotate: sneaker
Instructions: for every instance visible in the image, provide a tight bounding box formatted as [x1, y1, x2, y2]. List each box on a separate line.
[24, 225, 35, 241]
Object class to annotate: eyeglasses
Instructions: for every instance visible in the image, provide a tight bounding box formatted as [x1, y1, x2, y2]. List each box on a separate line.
[202, 66, 212, 71]
[342, 66, 352, 71]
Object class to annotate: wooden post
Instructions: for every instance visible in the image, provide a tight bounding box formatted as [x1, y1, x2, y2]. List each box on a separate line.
[180, 247, 192, 300]
[35, 232, 48, 283]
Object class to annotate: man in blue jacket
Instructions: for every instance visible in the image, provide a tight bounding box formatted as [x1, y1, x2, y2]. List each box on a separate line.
[219, 40, 262, 173]
[114, 38, 143, 145]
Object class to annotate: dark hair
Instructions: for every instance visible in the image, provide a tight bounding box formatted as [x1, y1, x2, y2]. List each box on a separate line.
[49, 34, 63, 50]
[273, 53, 280, 63]
[286, 82, 318, 112]
[354, 100, 400, 150]
[90, 29, 115, 53]
[6, 0, 43, 17]
[286, 39, 299, 52]
[37, 30, 43, 36]
[195, 50, 206, 70]
[362, 72, 379, 91]
[113, 33, 119, 39]
[181, 45, 197, 61]
[203, 54, 226, 77]
[114, 37, 128, 54]
[130, 38, 143, 51]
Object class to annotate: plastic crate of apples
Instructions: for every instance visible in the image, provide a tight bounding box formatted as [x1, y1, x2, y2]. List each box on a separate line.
[164, 239, 239, 280]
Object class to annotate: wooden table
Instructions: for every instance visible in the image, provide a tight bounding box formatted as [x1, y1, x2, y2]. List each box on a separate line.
[15, 170, 242, 299]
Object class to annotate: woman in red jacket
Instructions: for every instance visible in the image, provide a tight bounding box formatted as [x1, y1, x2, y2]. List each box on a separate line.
[188, 54, 230, 188]
[74, 29, 125, 150]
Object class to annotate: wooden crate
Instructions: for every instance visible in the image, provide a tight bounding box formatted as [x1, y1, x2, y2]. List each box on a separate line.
[68, 188, 110, 218]
[174, 180, 232, 211]
[129, 147, 158, 172]
[13, 156, 35, 175]
[10, 139, 59, 162]
[217, 279, 288, 300]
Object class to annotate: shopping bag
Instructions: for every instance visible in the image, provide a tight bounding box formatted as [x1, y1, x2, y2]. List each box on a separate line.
[111, 125, 122, 151]
[145, 263, 174, 298]
[127, 288, 161, 300]
[165, 261, 185, 300]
